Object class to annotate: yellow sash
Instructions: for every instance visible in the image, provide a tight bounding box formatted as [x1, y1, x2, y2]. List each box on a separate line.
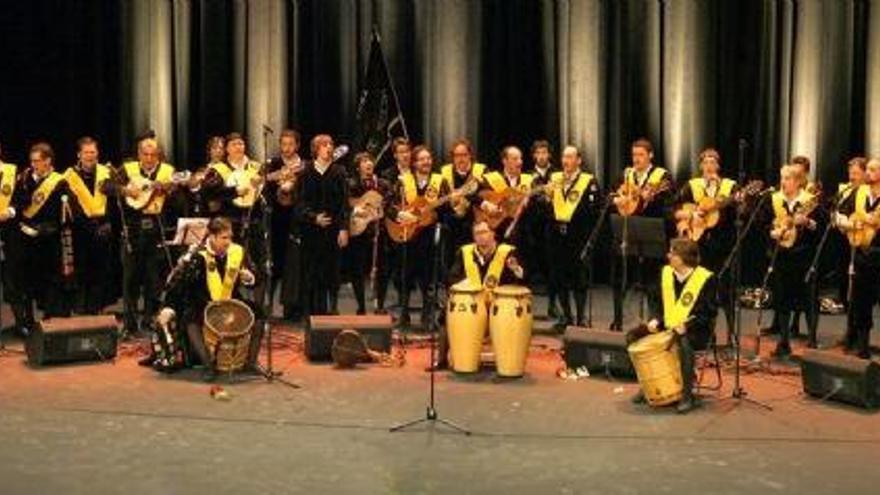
[771, 189, 814, 220]
[853, 184, 876, 216]
[209, 161, 232, 181]
[0, 162, 17, 212]
[200, 243, 245, 301]
[661, 265, 713, 329]
[461, 243, 513, 289]
[840, 182, 857, 203]
[551, 171, 593, 222]
[401, 172, 444, 205]
[123, 161, 175, 214]
[64, 164, 110, 218]
[23, 171, 64, 219]
[626, 166, 666, 187]
[689, 177, 735, 202]
[441, 163, 485, 188]
[483, 171, 534, 193]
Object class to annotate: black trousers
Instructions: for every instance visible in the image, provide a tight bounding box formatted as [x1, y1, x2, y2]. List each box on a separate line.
[72, 222, 114, 314]
[771, 251, 818, 350]
[301, 228, 342, 316]
[849, 262, 879, 357]
[122, 221, 165, 332]
[549, 224, 589, 326]
[344, 230, 387, 313]
[11, 230, 69, 327]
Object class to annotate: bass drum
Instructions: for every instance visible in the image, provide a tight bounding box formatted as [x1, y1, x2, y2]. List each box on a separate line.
[203, 299, 254, 373]
[446, 281, 488, 373]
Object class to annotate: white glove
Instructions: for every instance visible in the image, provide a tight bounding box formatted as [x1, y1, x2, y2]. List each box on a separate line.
[156, 307, 176, 326]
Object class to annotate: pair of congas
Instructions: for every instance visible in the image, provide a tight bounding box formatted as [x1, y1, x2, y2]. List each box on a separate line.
[446, 281, 533, 377]
[203, 299, 255, 373]
[627, 330, 683, 406]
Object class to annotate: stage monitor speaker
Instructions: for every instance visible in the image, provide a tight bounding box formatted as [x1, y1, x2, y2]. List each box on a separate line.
[27, 315, 119, 367]
[562, 326, 635, 378]
[306, 315, 393, 362]
[800, 349, 880, 409]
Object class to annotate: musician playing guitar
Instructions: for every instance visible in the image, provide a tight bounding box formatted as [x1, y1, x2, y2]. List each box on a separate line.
[345, 152, 392, 315]
[115, 136, 178, 336]
[477, 145, 534, 242]
[610, 138, 674, 331]
[441, 139, 486, 257]
[385, 145, 453, 329]
[833, 158, 880, 359]
[760, 164, 825, 356]
[673, 148, 741, 340]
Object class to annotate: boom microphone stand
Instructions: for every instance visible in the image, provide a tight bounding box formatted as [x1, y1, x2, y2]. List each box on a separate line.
[390, 223, 469, 435]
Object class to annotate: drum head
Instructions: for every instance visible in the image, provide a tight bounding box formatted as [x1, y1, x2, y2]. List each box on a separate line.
[451, 280, 484, 294]
[492, 285, 532, 297]
[628, 330, 673, 354]
[204, 299, 254, 336]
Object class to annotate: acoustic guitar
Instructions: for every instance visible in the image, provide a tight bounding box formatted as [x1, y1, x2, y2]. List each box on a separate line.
[385, 178, 478, 243]
[349, 190, 384, 237]
[675, 180, 763, 241]
[473, 183, 554, 230]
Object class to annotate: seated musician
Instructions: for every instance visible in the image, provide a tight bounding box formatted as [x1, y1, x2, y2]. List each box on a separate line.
[628, 238, 717, 414]
[435, 220, 525, 370]
[143, 217, 259, 380]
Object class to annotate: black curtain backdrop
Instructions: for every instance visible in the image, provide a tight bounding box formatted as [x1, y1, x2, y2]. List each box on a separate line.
[1, 0, 876, 189]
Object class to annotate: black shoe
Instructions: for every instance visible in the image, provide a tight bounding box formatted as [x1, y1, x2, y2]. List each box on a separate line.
[553, 318, 571, 334]
[771, 345, 792, 359]
[396, 313, 411, 329]
[547, 304, 559, 320]
[676, 396, 697, 414]
[609, 322, 622, 332]
[356, 308, 366, 316]
[631, 391, 647, 404]
[375, 308, 388, 315]
[137, 355, 155, 367]
[857, 350, 871, 360]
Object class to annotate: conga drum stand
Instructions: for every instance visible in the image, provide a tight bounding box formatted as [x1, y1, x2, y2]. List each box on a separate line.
[391, 224, 470, 435]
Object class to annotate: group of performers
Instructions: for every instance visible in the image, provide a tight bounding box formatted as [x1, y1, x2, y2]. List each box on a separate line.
[0, 132, 877, 409]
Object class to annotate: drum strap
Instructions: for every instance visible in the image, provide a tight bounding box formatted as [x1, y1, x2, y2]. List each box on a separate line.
[200, 243, 244, 301]
[461, 243, 513, 289]
[661, 265, 712, 329]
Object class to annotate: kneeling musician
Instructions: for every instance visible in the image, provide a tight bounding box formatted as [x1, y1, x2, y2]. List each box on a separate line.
[143, 217, 260, 379]
[627, 238, 717, 414]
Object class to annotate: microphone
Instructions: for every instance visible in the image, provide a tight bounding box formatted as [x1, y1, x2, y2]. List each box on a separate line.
[738, 139, 749, 150]
[760, 186, 776, 196]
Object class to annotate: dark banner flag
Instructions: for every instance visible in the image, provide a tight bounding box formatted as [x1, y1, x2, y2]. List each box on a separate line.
[354, 28, 408, 168]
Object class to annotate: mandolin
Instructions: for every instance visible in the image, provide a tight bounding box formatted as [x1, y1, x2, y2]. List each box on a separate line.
[118, 169, 193, 211]
[385, 178, 478, 243]
[675, 180, 763, 241]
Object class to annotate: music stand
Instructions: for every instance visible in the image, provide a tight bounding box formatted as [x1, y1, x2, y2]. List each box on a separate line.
[610, 215, 668, 321]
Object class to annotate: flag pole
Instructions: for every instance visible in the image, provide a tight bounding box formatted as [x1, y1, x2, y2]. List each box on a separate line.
[372, 24, 409, 141]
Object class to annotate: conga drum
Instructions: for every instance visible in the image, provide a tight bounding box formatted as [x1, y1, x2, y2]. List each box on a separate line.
[489, 285, 533, 377]
[203, 299, 255, 373]
[447, 281, 488, 373]
[627, 331, 683, 406]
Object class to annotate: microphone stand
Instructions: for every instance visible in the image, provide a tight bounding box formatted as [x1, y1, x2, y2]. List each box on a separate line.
[245, 193, 300, 389]
[716, 184, 773, 411]
[391, 223, 469, 435]
[579, 192, 615, 328]
[803, 191, 846, 349]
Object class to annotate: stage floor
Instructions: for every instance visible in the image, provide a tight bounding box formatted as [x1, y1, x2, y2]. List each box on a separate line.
[1, 288, 879, 494]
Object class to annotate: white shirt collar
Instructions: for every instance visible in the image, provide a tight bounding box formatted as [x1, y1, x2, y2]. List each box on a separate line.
[314, 159, 330, 175]
[673, 267, 694, 283]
